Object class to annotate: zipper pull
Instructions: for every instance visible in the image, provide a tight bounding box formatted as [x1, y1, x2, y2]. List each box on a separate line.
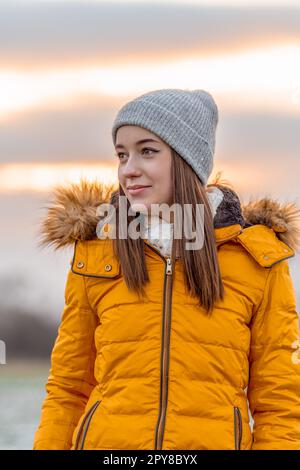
[166, 258, 172, 275]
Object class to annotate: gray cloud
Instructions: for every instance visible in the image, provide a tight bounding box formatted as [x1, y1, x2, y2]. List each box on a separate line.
[1, 101, 299, 164]
[217, 112, 300, 161]
[0, 101, 118, 162]
[0, 3, 299, 67]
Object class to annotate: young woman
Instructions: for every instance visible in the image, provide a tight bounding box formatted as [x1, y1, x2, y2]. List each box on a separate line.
[33, 89, 300, 450]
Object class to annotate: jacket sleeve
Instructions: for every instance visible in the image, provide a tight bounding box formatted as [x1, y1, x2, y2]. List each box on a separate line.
[33, 262, 99, 450]
[247, 259, 300, 450]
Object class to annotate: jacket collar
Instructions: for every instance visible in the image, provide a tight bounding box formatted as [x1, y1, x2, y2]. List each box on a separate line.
[37, 178, 300, 255]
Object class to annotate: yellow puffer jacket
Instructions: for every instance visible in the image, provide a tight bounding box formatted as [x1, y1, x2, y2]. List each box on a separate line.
[33, 181, 300, 450]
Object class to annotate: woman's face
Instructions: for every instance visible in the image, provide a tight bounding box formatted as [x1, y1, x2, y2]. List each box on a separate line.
[115, 125, 173, 216]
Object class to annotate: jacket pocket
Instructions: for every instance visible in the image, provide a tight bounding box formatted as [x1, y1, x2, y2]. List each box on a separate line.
[233, 406, 243, 450]
[74, 400, 101, 450]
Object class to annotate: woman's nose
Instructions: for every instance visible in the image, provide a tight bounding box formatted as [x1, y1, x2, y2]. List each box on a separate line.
[122, 155, 142, 177]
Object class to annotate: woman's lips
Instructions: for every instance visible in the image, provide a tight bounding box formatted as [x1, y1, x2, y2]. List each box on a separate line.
[127, 186, 151, 195]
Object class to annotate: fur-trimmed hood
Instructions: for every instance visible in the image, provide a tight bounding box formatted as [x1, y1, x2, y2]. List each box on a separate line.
[36, 178, 300, 254]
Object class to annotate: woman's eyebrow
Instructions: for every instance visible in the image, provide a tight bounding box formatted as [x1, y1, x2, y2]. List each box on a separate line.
[115, 138, 160, 150]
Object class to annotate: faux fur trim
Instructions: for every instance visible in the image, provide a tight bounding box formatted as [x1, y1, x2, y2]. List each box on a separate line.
[241, 198, 300, 253]
[37, 180, 115, 250]
[36, 177, 300, 253]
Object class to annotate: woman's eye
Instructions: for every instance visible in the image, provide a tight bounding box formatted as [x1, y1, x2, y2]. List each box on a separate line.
[114, 148, 158, 160]
[142, 148, 158, 156]
[115, 153, 126, 160]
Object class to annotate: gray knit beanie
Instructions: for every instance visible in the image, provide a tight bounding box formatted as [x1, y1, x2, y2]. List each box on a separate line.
[111, 88, 219, 186]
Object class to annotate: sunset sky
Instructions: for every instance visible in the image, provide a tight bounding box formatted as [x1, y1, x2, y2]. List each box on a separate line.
[0, 0, 299, 319]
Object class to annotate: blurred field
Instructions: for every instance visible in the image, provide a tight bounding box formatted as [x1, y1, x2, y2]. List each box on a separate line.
[0, 359, 50, 450]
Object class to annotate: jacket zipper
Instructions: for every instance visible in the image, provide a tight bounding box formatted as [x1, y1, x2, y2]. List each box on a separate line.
[74, 400, 101, 450]
[233, 406, 242, 450]
[144, 241, 174, 450]
[155, 257, 173, 450]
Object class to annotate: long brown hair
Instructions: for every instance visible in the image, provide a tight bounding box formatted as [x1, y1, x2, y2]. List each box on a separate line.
[108, 149, 224, 315]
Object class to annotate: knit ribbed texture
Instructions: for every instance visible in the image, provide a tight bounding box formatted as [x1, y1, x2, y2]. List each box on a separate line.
[111, 88, 219, 185]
